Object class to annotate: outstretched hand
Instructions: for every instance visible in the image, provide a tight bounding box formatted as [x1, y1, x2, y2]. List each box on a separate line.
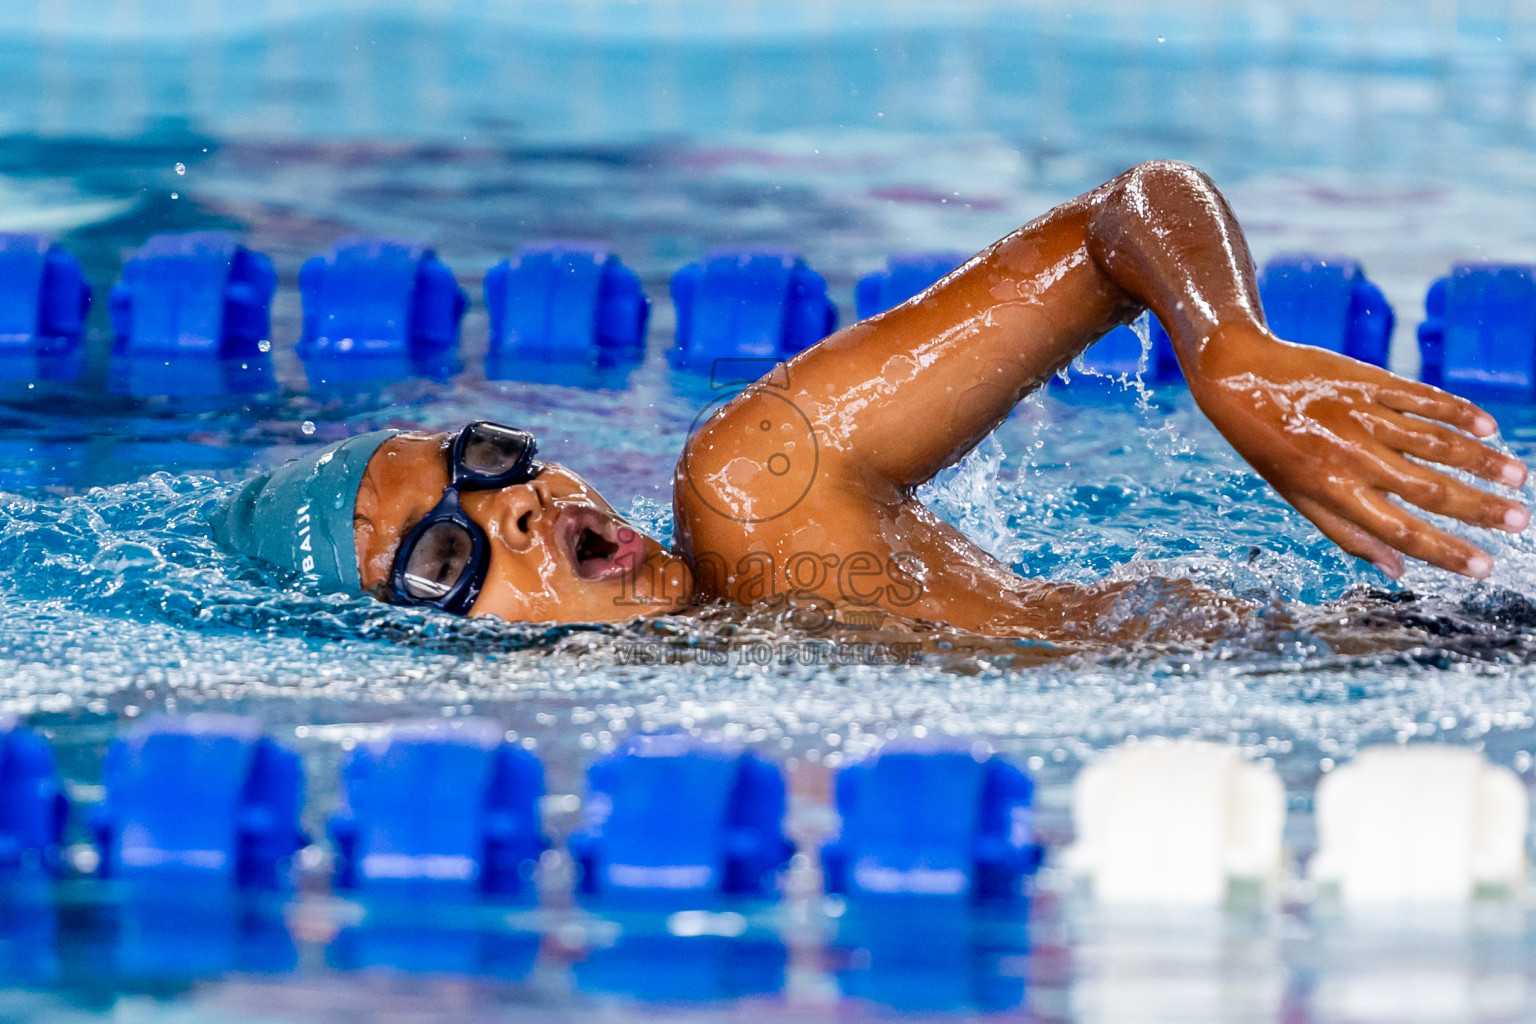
[1187, 326, 1530, 579]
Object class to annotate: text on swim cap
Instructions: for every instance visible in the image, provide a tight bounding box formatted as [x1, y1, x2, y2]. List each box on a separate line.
[295, 503, 316, 575]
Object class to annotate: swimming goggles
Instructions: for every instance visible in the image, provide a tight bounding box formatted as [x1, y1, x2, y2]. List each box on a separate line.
[389, 421, 541, 615]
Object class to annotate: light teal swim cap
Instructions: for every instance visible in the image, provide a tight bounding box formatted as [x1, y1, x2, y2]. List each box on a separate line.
[211, 430, 399, 593]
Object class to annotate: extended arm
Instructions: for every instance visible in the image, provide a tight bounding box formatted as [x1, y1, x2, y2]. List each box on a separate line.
[685, 161, 1526, 580]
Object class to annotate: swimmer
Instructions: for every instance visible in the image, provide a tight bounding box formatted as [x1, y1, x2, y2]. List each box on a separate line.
[213, 161, 1530, 641]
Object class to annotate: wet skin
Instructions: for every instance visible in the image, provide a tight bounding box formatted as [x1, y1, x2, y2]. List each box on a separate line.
[355, 160, 1530, 639]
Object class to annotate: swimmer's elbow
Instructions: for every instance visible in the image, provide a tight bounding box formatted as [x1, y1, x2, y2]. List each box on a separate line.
[1122, 157, 1210, 183]
[1108, 159, 1224, 212]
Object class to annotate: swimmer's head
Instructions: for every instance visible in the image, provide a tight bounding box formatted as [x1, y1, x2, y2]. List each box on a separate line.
[352, 427, 689, 622]
[210, 429, 399, 593]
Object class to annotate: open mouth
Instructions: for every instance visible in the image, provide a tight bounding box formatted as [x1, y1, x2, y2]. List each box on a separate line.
[575, 527, 618, 566]
[557, 506, 648, 582]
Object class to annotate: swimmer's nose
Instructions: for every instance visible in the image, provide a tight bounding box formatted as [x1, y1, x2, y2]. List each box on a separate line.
[483, 484, 545, 553]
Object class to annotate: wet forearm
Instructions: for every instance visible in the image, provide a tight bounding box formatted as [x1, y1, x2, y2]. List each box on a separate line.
[760, 162, 1270, 493]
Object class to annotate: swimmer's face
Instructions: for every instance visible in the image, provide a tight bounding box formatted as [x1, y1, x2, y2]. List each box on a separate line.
[353, 432, 690, 623]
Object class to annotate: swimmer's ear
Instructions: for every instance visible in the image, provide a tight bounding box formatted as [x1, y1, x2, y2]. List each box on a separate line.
[353, 511, 379, 547]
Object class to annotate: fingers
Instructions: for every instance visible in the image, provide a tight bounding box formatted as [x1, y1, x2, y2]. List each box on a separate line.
[1369, 448, 1530, 535]
[1377, 383, 1499, 438]
[1290, 493, 1403, 578]
[1368, 408, 1528, 488]
[1345, 487, 1493, 579]
[1296, 424, 1522, 579]
[1298, 481, 1491, 580]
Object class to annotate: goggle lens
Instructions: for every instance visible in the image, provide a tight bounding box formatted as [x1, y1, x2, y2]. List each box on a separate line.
[460, 423, 537, 481]
[391, 421, 539, 614]
[400, 520, 476, 601]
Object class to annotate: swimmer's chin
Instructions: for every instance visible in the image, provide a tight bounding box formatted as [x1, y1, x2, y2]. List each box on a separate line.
[467, 595, 691, 627]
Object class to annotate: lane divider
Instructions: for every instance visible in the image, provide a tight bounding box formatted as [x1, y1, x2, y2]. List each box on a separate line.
[1063, 739, 1285, 906]
[822, 741, 1040, 902]
[484, 242, 649, 375]
[15, 231, 1526, 397]
[109, 232, 276, 360]
[4, 715, 1529, 912]
[1, 716, 1532, 1007]
[1311, 744, 1527, 906]
[570, 731, 791, 899]
[668, 247, 837, 371]
[329, 718, 545, 897]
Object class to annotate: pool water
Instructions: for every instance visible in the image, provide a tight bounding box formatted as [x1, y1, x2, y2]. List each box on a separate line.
[5, 1, 1536, 1020]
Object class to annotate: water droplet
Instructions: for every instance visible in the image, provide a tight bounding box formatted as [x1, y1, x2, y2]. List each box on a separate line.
[301, 420, 316, 436]
[170, 192, 178, 199]
[257, 339, 271, 353]
[174, 162, 186, 175]
[1157, 35, 1165, 42]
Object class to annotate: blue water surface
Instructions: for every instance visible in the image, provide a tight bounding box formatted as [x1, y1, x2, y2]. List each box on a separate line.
[4, 2, 1536, 1020]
